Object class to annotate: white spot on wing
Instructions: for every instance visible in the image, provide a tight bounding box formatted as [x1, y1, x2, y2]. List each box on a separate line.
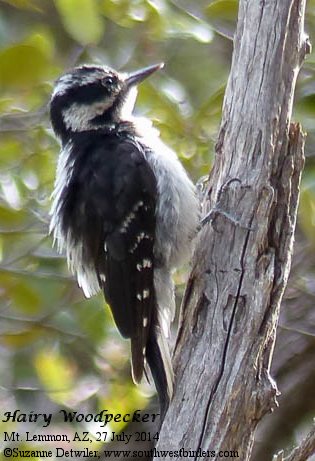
[129, 243, 138, 254]
[119, 211, 136, 233]
[129, 233, 152, 253]
[143, 289, 150, 299]
[137, 232, 147, 242]
[143, 258, 152, 268]
[133, 200, 144, 212]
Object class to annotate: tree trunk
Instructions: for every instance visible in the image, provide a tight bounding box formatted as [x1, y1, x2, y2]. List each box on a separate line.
[156, 1, 309, 459]
[253, 232, 315, 459]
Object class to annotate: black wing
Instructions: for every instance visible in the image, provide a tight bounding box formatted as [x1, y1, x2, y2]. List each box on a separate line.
[59, 133, 170, 415]
[100, 141, 157, 383]
[63, 135, 157, 383]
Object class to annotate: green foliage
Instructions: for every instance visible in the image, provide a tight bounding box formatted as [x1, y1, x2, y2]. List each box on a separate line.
[0, 0, 315, 453]
[205, 0, 238, 38]
[55, 0, 104, 45]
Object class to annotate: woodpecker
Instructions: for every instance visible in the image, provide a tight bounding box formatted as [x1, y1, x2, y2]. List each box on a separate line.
[49, 62, 199, 418]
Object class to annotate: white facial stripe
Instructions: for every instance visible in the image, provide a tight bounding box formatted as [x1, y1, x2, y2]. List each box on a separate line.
[62, 99, 115, 132]
[52, 75, 75, 98]
[120, 86, 138, 118]
[52, 66, 110, 98]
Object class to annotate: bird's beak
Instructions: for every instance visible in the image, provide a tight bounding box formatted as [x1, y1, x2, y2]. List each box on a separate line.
[125, 63, 164, 88]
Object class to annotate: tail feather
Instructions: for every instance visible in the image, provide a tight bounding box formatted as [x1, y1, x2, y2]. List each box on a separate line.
[146, 329, 173, 420]
[131, 337, 145, 384]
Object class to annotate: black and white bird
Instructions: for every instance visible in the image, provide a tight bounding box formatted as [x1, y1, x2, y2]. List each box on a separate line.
[49, 62, 199, 418]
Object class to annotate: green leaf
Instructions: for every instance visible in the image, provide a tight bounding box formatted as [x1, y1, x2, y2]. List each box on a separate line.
[0, 139, 22, 167]
[101, 382, 148, 432]
[54, 0, 104, 45]
[1, 0, 42, 11]
[10, 280, 42, 313]
[196, 85, 225, 122]
[0, 44, 49, 88]
[0, 326, 43, 348]
[34, 348, 76, 405]
[0, 205, 28, 229]
[26, 30, 55, 57]
[296, 94, 315, 116]
[205, 0, 238, 38]
[74, 296, 107, 344]
[299, 178, 315, 246]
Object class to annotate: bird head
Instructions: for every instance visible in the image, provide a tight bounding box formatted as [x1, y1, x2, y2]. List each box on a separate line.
[50, 63, 164, 141]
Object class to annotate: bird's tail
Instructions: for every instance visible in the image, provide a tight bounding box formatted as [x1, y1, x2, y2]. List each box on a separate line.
[146, 326, 173, 420]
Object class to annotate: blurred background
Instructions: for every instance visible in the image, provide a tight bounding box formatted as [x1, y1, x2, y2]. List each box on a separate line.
[0, 0, 314, 459]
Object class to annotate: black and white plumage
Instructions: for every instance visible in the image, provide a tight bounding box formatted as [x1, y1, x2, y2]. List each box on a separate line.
[49, 63, 199, 418]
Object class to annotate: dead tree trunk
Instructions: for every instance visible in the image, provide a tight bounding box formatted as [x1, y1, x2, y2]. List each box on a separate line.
[156, 1, 309, 459]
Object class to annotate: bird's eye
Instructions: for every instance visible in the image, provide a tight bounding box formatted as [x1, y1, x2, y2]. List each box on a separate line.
[102, 76, 115, 87]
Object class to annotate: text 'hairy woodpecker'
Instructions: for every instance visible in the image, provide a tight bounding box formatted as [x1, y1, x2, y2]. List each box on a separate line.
[49, 62, 199, 418]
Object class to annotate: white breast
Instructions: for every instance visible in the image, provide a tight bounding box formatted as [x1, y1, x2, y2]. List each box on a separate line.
[49, 143, 101, 298]
[135, 122, 200, 268]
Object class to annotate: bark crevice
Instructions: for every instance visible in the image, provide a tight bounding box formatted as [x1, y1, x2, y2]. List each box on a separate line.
[155, 1, 308, 460]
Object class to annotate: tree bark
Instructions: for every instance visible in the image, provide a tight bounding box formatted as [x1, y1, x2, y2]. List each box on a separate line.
[155, 1, 308, 460]
[273, 425, 315, 461]
[253, 233, 315, 460]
